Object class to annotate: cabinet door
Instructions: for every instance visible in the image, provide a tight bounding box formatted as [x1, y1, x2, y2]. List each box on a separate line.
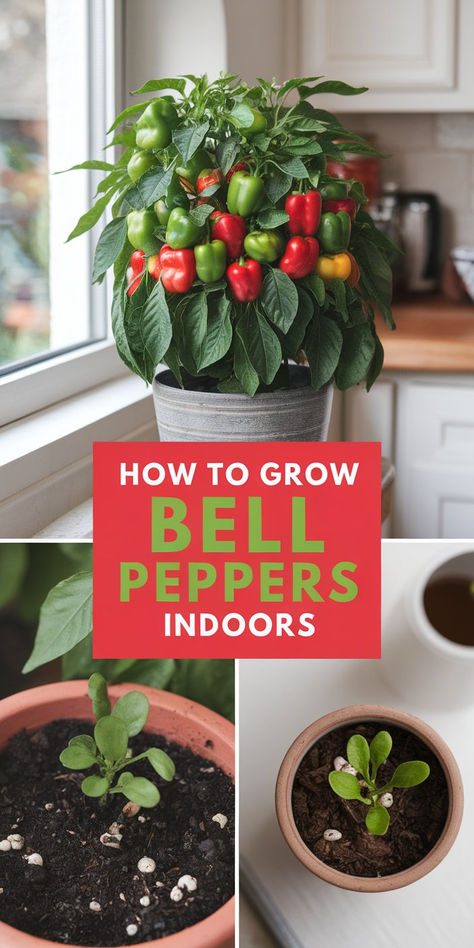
[394, 379, 474, 538]
[297, 0, 474, 111]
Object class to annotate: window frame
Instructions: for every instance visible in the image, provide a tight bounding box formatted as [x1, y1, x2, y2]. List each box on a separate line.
[0, 0, 126, 428]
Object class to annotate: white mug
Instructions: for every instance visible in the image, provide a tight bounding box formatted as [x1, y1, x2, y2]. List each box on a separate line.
[381, 549, 474, 709]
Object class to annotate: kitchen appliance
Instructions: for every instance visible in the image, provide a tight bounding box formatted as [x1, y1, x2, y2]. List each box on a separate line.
[398, 191, 441, 292]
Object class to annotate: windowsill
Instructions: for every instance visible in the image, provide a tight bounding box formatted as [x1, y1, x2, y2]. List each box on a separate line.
[0, 374, 158, 538]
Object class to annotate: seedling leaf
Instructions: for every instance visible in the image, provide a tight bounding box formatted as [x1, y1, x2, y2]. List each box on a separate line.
[328, 770, 365, 801]
[120, 776, 160, 808]
[347, 734, 370, 782]
[389, 761, 430, 788]
[94, 715, 128, 763]
[146, 748, 176, 781]
[365, 805, 390, 835]
[369, 730, 392, 777]
[112, 690, 149, 737]
[88, 672, 111, 720]
[59, 741, 97, 770]
[82, 775, 110, 798]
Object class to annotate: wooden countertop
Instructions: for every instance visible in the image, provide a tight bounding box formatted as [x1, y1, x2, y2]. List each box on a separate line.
[377, 295, 474, 372]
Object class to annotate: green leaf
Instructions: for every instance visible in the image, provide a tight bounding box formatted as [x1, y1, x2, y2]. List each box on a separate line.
[284, 139, 323, 157]
[66, 193, 110, 241]
[334, 322, 376, 390]
[229, 103, 255, 128]
[260, 269, 298, 334]
[179, 294, 208, 372]
[188, 203, 214, 226]
[112, 691, 149, 737]
[271, 157, 308, 180]
[366, 805, 390, 835]
[216, 135, 240, 175]
[347, 734, 370, 781]
[88, 673, 111, 720]
[107, 101, 146, 134]
[58, 160, 115, 174]
[369, 731, 392, 777]
[264, 168, 293, 204]
[197, 293, 232, 371]
[0, 543, 28, 609]
[172, 121, 209, 163]
[92, 217, 127, 284]
[140, 280, 173, 371]
[328, 278, 349, 322]
[132, 78, 186, 96]
[366, 334, 384, 392]
[123, 163, 175, 211]
[112, 274, 146, 380]
[237, 309, 281, 385]
[82, 775, 110, 798]
[119, 775, 160, 808]
[146, 748, 175, 782]
[256, 208, 290, 229]
[389, 761, 430, 788]
[22, 571, 93, 673]
[304, 273, 325, 306]
[282, 288, 314, 358]
[70, 735, 97, 753]
[328, 770, 364, 801]
[233, 322, 259, 396]
[94, 715, 129, 763]
[307, 80, 368, 97]
[277, 76, 324, 98]
[304, 314, 342, 389]
[60, 739, 97, 770]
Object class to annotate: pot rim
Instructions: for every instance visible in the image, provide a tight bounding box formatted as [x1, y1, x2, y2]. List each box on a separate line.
[406, 547, 474, 664]
[0, 681, 235, 948]
[275, 703, 463, 893]
[153, 366, 332, 404]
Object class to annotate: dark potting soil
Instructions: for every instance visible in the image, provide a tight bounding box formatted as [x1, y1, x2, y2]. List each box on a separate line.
[424, 575, 474, 646]
[0, 719, 234, 945]
[292, 722, 449, 878]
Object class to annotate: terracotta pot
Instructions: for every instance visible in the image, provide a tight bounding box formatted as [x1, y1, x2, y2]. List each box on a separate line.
[0, 681, 235, 948]
[275, 704, 463, 893]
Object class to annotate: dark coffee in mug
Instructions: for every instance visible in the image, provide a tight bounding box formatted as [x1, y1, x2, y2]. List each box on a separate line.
[423, 576, 474, 647]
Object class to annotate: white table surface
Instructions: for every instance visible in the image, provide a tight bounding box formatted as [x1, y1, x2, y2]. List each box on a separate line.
[240, 541, 474, 948]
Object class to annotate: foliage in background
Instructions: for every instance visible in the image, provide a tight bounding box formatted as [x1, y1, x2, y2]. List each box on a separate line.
[67, 73, 397, 396]
[0, 545, 233, 721]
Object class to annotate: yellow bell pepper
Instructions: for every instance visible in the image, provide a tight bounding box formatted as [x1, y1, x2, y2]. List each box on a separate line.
[316, 252, 352, 283]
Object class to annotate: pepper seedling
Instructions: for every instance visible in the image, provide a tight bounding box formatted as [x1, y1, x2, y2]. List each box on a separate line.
[328, 730, 430, 835]
[59, 674, 175, 807]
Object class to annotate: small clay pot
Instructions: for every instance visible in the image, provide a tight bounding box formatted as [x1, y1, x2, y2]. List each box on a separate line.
[275, 704, 463, 893]
[0, 681, 234, 948]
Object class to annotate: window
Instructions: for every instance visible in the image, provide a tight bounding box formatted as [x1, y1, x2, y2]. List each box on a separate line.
[0, 0, 126, 426]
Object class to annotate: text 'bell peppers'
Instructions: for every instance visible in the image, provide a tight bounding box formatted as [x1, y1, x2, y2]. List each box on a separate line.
[127, 250, 145, 296]
[135, 99, 178, 151]
[279, 236, 319, 279]
[317, 210, 351, 254]
[316, 252, 352, 283]
[194, 239, 227, 283]
[159, 244, 196, 293]
[211, 211, 246, 259]
[225, 161, 249, 183]
[127, 209, 161, 256]
[165, 207, 204, 249]
[244, 229, 283, 263]
[196, 168, 224, 195]
[320, 180, 349, 201]
[227, 170, 264, 217]
[176, 148, 213, 186]
[227, 257, 262, 302]
[285, 191, 322, 237]
[322, 197, 357, 222]
[127, 150, 155, 183]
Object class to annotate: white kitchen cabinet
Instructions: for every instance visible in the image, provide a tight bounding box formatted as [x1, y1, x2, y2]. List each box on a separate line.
[345, 372, 474, 538]
[293, 0, 474, 112]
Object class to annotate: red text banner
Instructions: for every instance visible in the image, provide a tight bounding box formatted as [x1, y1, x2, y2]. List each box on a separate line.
[93, 442, 381, 659]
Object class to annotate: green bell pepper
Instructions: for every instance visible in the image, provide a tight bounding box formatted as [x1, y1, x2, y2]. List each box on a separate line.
[317, 210, 351, 254]
[236, 108, 267, 136]
[165, 207, 205, 249]
[320, 180, 349, 201]
[176, 148, 214, 185]
[194, 239, 227, 283]
[154, 175, 188, 226]
[127, 209, 161, 256]
[135, 99, 178, 151]
[127, 150, 155, 183]
[244, 229, 284, 263]
[227, 171, 264, 217]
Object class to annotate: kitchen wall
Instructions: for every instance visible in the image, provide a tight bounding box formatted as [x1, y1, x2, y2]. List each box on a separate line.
[339, 112, 474, 256]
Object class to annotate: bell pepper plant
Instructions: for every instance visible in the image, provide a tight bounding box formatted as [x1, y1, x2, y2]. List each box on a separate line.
[66, 73, 397, 396]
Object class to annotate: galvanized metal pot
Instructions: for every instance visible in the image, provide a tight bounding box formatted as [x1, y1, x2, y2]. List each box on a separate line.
[152, 365, 333, 442]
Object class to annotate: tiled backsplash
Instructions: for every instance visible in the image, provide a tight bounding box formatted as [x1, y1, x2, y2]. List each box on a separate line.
[339, 113, 474, 256]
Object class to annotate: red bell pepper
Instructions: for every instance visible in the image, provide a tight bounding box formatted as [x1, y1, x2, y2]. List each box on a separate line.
[159, 244, 196, 293]
[127, 250, 145, 296]
[279, 236, 319, 279]
[227, 257, 262, 302]
[225, 161, 249, 183]
[196, 167, 224, 195]
[322, 197, 357, 222]
[285, 191, 322, 236]
[211, 210, 246, 259]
